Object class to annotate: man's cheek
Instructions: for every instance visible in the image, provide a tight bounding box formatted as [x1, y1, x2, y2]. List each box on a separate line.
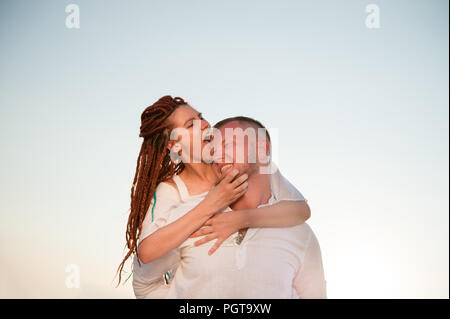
[223, 146, 234, 163]
[234, 141, 247, 164]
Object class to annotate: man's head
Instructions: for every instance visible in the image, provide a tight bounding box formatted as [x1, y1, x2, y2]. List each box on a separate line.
[212, 116, 271, 177]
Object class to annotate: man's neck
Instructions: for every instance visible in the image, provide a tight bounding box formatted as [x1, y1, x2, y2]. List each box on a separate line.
[231, 172, 271, 211]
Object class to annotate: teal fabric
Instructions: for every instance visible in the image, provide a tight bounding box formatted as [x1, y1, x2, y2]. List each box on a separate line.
[151, 191, 157, 222]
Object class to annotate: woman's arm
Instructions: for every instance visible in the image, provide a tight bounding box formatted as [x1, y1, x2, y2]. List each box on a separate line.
[139, 200, 217, 263]
[190, 199, 310, 255]
[239, 199, 311, 228]
[138, 169, 248, 264]
[191, 168, 310, 255]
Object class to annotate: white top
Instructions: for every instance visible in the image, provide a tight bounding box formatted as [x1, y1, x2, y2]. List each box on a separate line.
[132, 165, 314, 299]
[132, 182, 181, 299]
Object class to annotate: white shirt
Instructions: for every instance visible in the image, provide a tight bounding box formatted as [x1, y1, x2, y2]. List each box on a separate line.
[132, 165, 323, 298]
[164, 194, 326, 299]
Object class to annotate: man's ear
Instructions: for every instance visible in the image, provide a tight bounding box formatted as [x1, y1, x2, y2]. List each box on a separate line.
[257, 139, 270, 156]
[256, 139, 271, 165]
[265, 140, 270, 156]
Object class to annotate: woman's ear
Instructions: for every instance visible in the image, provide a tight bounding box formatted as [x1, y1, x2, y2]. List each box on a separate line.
[167, 140, 175, 152]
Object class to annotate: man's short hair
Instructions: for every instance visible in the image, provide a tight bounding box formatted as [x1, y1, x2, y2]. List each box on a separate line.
[213, 116, 271, 143]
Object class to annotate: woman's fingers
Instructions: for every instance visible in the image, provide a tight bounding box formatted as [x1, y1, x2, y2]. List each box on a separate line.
[232, 173, 248, 187]
[189, 226, 213, 238]
[219, 165, 234, 177]
[234, 181, 248, 194]
[194, 234, 216, 246]
[208, 238, 226, 255]
[189, 231, 199, 238]
[232, 188, 248, 202]
[194, 235, 226, 255]
[221, 168, 239, 184]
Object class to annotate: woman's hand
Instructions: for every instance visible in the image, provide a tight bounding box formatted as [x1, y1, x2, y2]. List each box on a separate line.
[201, 168, 248, 215]
[189, 210, 247, 255]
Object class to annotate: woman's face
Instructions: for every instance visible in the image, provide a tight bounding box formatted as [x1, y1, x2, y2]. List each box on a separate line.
[167, 104, 211, 164]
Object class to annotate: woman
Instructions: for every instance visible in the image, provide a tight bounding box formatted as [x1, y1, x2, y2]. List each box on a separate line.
[117, 96, 310, 298]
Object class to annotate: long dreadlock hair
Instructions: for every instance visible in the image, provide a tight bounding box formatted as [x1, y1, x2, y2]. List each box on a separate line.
[116, 95, 186, 285]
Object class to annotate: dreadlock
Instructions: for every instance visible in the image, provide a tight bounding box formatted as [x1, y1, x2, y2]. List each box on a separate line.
[116, 95, 186, 285]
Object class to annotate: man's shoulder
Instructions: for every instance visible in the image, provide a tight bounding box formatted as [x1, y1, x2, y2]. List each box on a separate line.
[295, 222, 313, 233]
[275, 221, 313, 233]
[289, 222, 314, 241]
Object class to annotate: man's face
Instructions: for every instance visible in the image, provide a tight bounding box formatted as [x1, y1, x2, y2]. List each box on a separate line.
[213, 120, 263, 177]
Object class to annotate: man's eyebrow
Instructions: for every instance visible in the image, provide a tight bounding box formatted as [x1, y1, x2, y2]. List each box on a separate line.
[184, 112, 202, 126]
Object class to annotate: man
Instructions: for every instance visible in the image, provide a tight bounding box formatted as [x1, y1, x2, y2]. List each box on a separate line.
[163, 116, 326, 298]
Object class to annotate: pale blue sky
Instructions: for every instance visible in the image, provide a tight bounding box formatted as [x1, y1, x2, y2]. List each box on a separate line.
[0, 0, 448, 298]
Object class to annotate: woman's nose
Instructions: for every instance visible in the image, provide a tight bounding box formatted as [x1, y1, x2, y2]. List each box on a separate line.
[201, 120, 210, 130]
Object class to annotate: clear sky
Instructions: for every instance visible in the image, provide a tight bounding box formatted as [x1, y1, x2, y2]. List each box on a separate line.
[0, 0, 448, 298]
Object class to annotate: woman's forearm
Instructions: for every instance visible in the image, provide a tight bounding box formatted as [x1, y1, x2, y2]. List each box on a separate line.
[138, 200, 215, 263]
[239, 200, 311, 228]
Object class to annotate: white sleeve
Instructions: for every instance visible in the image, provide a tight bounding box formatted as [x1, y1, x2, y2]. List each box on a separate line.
[133, 183, 182, 299]
[293, 230, 327, 299]
[270, 164, 306, 201]
[138, 182, 181, 244]
[132, 250, 180, 299]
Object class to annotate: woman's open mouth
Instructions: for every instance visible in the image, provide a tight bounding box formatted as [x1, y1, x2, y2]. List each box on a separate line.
[202, 129, 213, 143]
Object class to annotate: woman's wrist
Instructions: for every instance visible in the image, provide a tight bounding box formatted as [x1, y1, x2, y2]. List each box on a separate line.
[198, 199, 218, 217]
[233, 210, 251, 229]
